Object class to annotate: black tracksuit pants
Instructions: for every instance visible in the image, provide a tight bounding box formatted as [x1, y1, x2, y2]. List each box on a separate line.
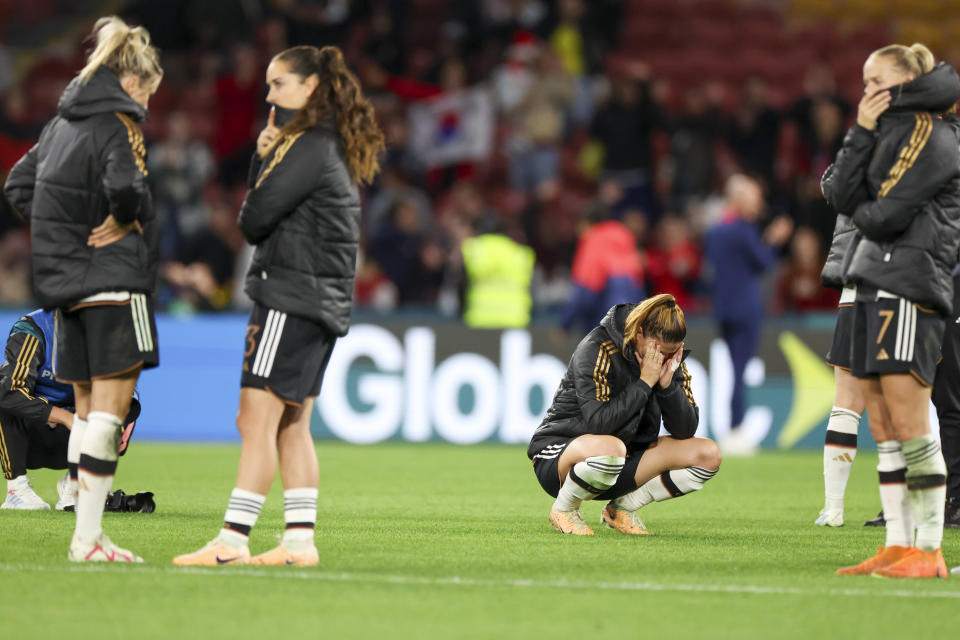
[933, 272, 960, 501]
[0, 412, 69, 479]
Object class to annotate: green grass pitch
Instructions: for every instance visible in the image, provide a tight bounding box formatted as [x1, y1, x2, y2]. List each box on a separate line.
[2, 442, 958, 638]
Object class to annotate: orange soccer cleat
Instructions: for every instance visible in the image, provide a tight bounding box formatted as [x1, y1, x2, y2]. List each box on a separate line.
[873, 548, 949, 579]
[601, 503, 650, 535]
[836, 545, 913, 575]
[549, 508, 594, 535]
[249, 544, 319, 567]
[172, 539, 251, 567]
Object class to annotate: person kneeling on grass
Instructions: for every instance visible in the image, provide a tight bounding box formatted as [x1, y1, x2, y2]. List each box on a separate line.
[527, 293, 720, 535]
[0, 309, 141, 511]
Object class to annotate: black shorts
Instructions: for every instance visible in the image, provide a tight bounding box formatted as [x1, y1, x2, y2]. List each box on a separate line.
[531, 437, 651, 501]
[55, 294, 159, 382]
[240, 304, 336, 404]
[850, 291, 944, 386]
[825, 288, 855, 369]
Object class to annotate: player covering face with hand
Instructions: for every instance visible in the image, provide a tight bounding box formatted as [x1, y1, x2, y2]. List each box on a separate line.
[825, 43, 960, 579]
[527, 294, 720, 535]
[173, 44, 383, 567]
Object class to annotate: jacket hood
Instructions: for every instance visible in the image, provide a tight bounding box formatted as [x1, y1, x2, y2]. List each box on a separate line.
[599, 303, 633, 352]
[888, 62, 960, 114]
[57, 66, 147, 122]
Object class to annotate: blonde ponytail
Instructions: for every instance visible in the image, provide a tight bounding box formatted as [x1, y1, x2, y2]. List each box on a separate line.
[872, 42, 936, 77]
[79, 16, 162, 88]
[622, 293, 687, 356]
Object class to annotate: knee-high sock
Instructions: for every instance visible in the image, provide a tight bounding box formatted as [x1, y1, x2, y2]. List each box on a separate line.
[66, 416, 87, 484]
[823, 408, 860, 511]
[613, 466, 718, 511]
[903, 435, 947, 551]
[877, 441, 913, 548]
[553, 456, 624, 511]
[74, 412, 120, 542]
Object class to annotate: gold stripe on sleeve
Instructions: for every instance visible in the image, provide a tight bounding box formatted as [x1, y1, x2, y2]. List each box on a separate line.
[11, 335, 38, 389]
[255, 132, 305, 189]
[679, 362, 697, 408]
[114, 112, 148, 176]
[878, 113, 933, 197]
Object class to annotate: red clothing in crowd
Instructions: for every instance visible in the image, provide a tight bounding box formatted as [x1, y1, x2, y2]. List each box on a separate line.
[214, 74, 259, 159]
[570, 220, 643, 292]
[645, 240, 701, 309]
[778, 264, 840, 312]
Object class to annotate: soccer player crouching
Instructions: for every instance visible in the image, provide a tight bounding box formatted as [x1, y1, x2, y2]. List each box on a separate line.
[0, 310, 140, 511]
[528, 294, 720, 535]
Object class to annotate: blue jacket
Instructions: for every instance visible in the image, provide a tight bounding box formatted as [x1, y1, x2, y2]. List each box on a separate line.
[0, 309, 74, 423]
[704, 218, 778, 322]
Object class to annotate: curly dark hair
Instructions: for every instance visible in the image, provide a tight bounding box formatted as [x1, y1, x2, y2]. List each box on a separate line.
[273, 45, 385, 185]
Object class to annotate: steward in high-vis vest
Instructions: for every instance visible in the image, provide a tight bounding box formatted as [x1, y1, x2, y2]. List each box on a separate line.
[462, 232, 535, 329]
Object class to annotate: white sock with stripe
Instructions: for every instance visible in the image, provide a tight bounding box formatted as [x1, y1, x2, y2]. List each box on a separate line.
[74, 412, 121, 542]
[877, 441, 914, 548]
[823, 407, 860, 513]
[553, 456, 624, 512]
[219, 488, 266, 549]
[613, 467, 718, 511]
[282, 487, 318, 551]
[253, 310, 287, 378]
[903, 435, 947, 551]
[66, 415, 87, 497]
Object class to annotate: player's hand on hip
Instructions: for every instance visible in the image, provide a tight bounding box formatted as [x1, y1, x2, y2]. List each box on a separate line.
[658, 342, 683, 389]
[636, 341, 663, 388]
[87, 214, 142, 248]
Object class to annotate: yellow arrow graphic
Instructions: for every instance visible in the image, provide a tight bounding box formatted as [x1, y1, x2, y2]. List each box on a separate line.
[776, 331, 835, 449]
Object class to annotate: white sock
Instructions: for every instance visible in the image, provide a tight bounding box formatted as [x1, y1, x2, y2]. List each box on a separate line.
[282, 487, 318, 551]
[553, 456, 624, 511]
[613, 466, 718, 511]
[219, 488, 266, 548]
[823, 407, 860, 512]
[903, 435, 947, 551]
[74, 412, 121, 542]
[877, 441, 914, 548]
[66, 415, 87, 496]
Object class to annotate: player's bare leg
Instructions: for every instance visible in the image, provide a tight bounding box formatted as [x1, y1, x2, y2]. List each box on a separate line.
[817, 367, 865, 527]
[70, 371, 142, 563]
[603, 436, 721, 534]
[549, 435, 627, 535]
[874, 374, 948, 578]
[251, 397, 320, 566]
[174, 388, 286, 566]
[837, 378, 913, 575]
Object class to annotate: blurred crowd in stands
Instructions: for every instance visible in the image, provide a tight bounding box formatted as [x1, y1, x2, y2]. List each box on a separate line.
[1, 0, 946, 323]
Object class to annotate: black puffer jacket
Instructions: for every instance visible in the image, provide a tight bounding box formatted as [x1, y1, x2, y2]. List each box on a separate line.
[820, 124, 877, 289]
[239, 125, 360, 336]
[2, 66, 157, 308]
[842, 63, 960, 315]
[527, 303, 699, 459]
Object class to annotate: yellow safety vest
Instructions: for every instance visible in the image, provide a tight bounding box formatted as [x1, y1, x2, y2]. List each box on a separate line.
[462, 234, 535, 329]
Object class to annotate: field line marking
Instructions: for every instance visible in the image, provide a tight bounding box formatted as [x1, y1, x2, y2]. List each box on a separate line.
[1, 563, 959, 599]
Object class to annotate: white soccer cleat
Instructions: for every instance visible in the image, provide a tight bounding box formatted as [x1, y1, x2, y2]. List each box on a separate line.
[55, 473, 76, 511]
[814, 508, 844, 527]
[1, 475, 51, 510]
[69, 533, 143, 563]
